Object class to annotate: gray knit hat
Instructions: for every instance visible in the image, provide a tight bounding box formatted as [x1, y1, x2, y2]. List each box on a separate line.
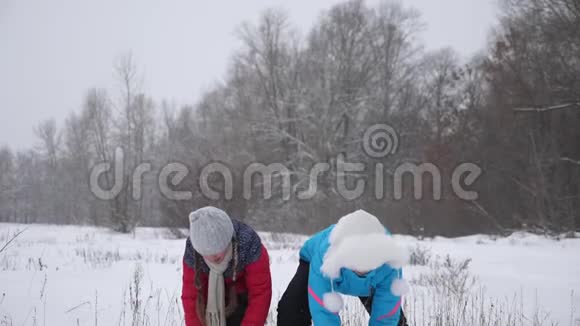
[188, 206, 234, 256]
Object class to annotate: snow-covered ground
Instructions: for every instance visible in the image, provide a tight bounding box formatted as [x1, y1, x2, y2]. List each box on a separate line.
[0, 223, 579, 326]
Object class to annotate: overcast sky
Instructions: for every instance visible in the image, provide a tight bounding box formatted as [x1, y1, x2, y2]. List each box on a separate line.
[0, 0, 497, 150]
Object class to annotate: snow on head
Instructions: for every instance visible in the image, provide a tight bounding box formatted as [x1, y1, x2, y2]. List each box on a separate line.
[321, 210, 409, 279]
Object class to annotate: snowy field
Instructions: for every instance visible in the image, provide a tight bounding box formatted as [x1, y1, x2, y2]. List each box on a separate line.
[0, 223, 579, 326]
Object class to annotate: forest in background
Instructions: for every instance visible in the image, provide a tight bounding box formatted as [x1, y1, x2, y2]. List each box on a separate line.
[0, 0, 578, 237]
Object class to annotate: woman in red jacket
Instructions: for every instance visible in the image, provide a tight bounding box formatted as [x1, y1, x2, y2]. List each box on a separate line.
[181, 206, 272, 326]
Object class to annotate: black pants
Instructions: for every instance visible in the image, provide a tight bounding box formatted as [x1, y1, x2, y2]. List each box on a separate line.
[277, 260, 408, 326]
[226, 293, 249, 325]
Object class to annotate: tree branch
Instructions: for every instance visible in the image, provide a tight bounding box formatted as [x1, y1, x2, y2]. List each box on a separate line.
[561, 157, 580, 166]
[467, 200, 505, 233]
[0, 228, 27, 254]
[513, 102, 580, 112]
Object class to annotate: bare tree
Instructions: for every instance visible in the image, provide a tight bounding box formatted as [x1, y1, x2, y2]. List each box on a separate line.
[83, 88, 118, 227]
[62, 111, 93, 224]
[478, 0, 580, 234]
[33, 119, 64, 222]
[105, 53, 155, 232]
[34, 119, 60, 171]
[0, 146, 15, 222]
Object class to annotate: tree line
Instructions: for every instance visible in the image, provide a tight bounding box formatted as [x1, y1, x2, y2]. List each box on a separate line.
[0, 0, 578, 237]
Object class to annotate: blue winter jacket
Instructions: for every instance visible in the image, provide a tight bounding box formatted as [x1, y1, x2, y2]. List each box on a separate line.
[299, 225, 403, 326]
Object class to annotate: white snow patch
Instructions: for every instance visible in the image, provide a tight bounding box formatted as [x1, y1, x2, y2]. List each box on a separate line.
[0, 223, 578, 325]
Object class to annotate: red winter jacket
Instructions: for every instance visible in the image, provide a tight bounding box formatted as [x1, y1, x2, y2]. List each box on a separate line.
[181, 220, 272, 326]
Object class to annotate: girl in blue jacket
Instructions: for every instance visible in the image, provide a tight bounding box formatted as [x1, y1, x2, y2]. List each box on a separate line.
[277, 210, 409, 326]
